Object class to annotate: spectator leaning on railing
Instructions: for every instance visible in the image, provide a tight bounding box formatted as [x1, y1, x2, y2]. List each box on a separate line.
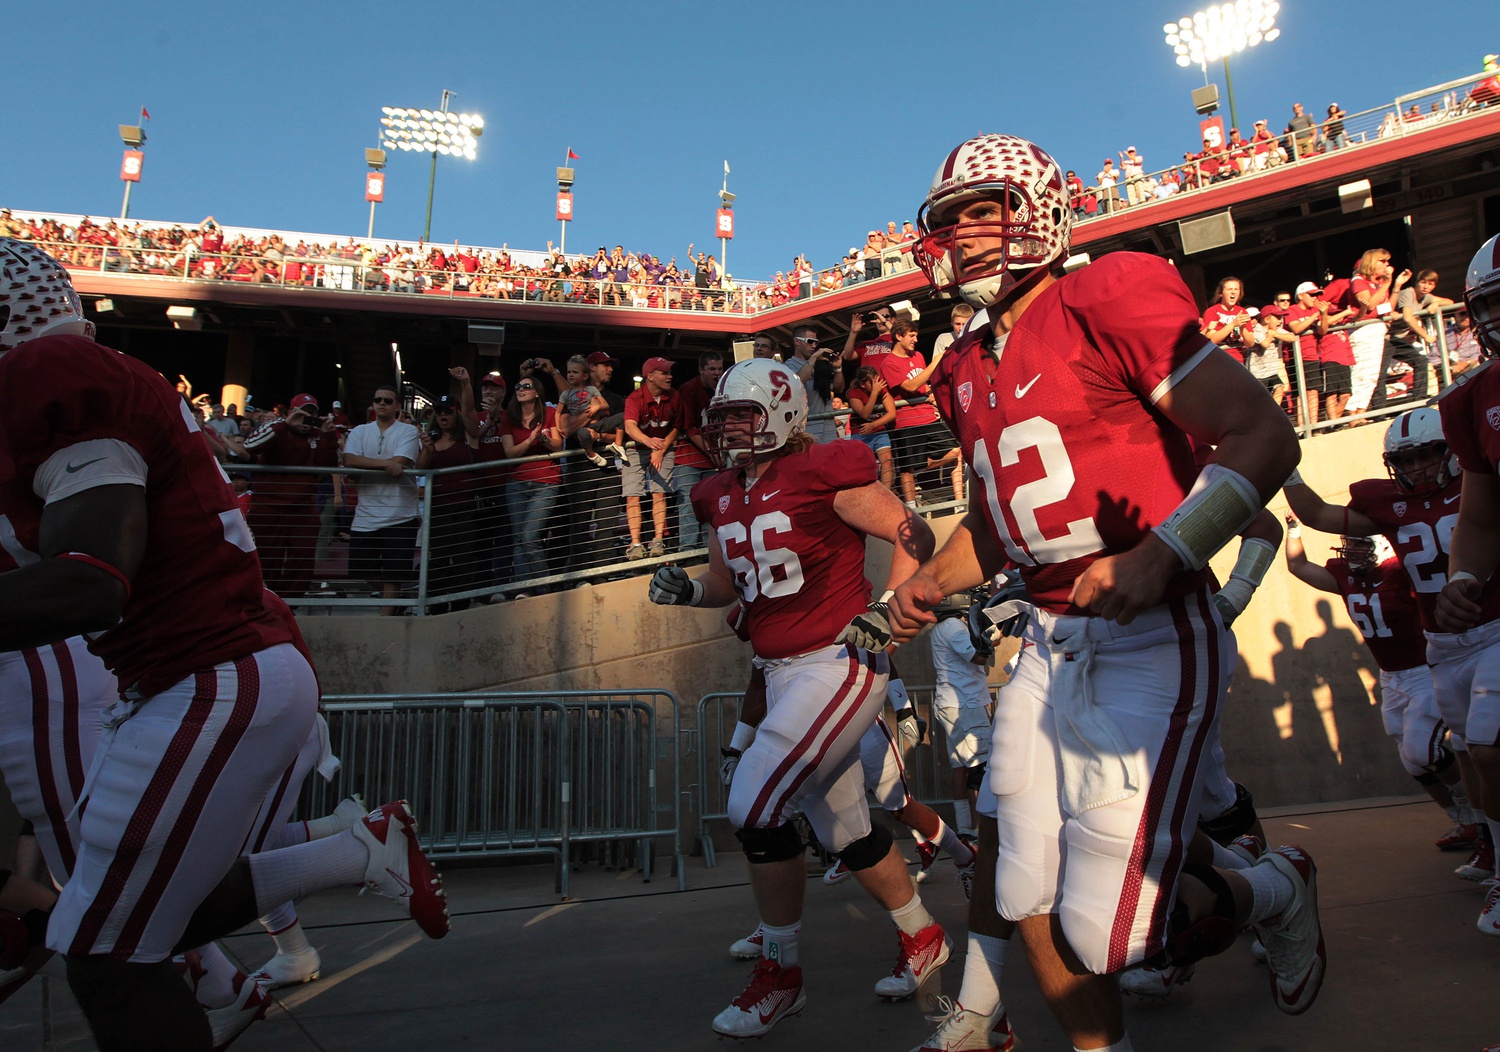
[415, 393, 480, 610]
[1316, 274, 1358, 421]
[497, 375, 562, 589]
[1285, 283, 1325, 425]
[622, 357, 679, 560]
[242, 393, 339, 598]
[671, 350, 725, 554]
[1379, 268, 1453, 408]
[1345, 248, 1409, 415]
[1201, 275, 1254, 363]
[1284, 101, 1316, 160]
[341, 384, 421, 616]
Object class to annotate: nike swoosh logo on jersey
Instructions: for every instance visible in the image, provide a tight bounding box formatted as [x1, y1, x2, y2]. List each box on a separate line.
[1445, 494, 1460, 504]
[65, 457, 106, 473]
[761, 490, 781, 501]
[1015, 374, 1041, 399]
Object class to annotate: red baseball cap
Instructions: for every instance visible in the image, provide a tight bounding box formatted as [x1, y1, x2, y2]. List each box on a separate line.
[289, 393, 319, 412]
[586, 351, 619, 366]
[480, 371, 507, 387]
[643, 356, 673, 375]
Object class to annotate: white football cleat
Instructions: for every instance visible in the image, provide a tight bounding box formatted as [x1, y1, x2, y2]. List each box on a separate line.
[250, 945, 321, 989]
[711, 957, 806, 1038]
[1252, 845, 1326, 1015]
[875, 922, 950, 1001]
[823, 859, 852, 885]
[909, 995, 1015, 1051]
[206, 971, 271, 1051]
[729, 924, 765, 959]
[353, 801, 450, 939]
[1479, 883, 1500, 937]
[1119, 961, 1194, 998]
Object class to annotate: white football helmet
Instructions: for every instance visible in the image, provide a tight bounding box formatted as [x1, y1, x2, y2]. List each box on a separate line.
[702, 358, 807, 468]
[1464, 233, 1500, 359]
[914, 134, 1073, 308]
[0, 238, 94, 354]
[1383, 407, 1458, 495]
[1335, 535, 1394, 573]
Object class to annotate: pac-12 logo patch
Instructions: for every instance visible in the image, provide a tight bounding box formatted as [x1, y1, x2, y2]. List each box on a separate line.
[718, 496, 731, 514]
[957, 382, 973, 413]
[1487, 405, 1500, 431]
[1393, 501, 1407, 518]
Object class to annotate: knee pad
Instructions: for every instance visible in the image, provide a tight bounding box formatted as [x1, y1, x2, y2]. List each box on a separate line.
[736, 823, 805, 865]
[966, 763, 988, 792]
[1157, 863, 1238, 968]
[837, 823, 893, 872]
[1413, 769, 1441, 787]
[1198, 782, 1257, 845]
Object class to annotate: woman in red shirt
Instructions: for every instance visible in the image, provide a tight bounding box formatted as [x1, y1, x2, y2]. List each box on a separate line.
[416, 396, 479, 610]
[499, 379, 563, 586]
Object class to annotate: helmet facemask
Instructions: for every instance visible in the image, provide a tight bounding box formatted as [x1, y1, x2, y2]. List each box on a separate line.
[1335, 536, 1378, 573]
[1383, 443, 1455, 495]
[916, 183, 1056, 308]
[702, 402, 778, 469]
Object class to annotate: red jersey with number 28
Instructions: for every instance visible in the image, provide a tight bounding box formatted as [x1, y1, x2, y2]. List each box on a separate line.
[0, 334, 297, 696]
[1346, 475, 1500, 631]
[1323, 557, 1426, 671]
[929, 252, 1217, 615]
[691, 441, 877, 660]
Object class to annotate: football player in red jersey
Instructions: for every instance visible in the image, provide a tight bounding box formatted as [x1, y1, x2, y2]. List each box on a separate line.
[0, 240, 448, 1051]
[1285, 523, 1475, 846]
[1285, 406, 1498, 897]
[1433, 232, 1500, 938]
[889, 134, 1319, 1051]
[648, 357, 941, 1039]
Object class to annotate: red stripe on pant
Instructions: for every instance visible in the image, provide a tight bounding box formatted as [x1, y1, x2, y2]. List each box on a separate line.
[1104, 593, 1221, 972]
[875, 716, 913, 810]
[25, 646, 75, 876]
[746, 647, 877, 830]
[53, 642, 86, 802]
[251, 760, 298, 854]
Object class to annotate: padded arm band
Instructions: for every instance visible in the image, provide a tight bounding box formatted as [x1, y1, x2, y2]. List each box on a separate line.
[1152, 463, 1262, 571]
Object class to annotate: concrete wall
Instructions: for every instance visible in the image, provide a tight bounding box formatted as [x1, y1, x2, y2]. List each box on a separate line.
[299, 423, 1410, 808]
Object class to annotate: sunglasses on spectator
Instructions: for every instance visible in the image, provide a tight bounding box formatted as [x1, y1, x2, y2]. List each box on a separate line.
[372, 396, 396, 404]
[515, 383, 537, 391]
[1276, 297, 1291, 304]
[795, 336, 819, 345]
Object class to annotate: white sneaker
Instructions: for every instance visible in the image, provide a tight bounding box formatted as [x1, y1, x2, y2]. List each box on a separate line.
[823, 859, 852, 885]
[206, 971, 271, 1050]
[352, 801, 450, 939]
[250, 945, 321, 989]
[875, 922, 950, 1000]
[1252, 845, 1326, 1015]
[1479, 883, 1500, 937]
[909, 995, 1015, 1052]
[711, 957, 806, 1038]
[729, 924, 764, 959]
[1119, 961, 1195, 998]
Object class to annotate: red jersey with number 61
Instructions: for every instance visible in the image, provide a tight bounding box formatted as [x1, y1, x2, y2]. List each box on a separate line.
[1323, 556, 1425, 671]
[1346, 475, 1500, 631]
[928, 252, 1218, 615]
[0, 334, 297, 696]
[691, 441, 877, 659]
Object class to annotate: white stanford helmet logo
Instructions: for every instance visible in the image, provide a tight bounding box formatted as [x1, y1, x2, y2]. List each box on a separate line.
[718, 495, 731, 514]
[1393, 501, 1407, 518]
[1487, 405, 1500, 431]
[957, 382, 973, 413]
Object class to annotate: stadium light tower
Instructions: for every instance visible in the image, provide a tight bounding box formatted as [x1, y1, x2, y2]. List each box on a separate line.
[1164, 1, 1281, 135]
[378, 91, 483, 242]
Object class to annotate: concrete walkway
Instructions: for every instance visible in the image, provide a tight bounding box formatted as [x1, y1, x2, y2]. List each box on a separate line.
[4, 795, 1497, 1051]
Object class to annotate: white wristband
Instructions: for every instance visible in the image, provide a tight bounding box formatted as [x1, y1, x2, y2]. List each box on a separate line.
[1287, 523, 1301, 538]
[1449, 571, 1479, 586]
[1152, 464, 1263, 571]
[728, 721, 757, 752]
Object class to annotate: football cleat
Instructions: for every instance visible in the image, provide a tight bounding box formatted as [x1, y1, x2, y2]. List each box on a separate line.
[1119, 961, 1195, 999]
[207, 971, 271, 1051]
[352, 801, 450, 939]
[875, 922, 951, 1001]
[1436, 822, 1481, 852]
[823, 859, 852, 885]
[1250, 937, 1267, 962]
[1456, 840, 1495, 881]
[914, 840, 941, 883]
[729, 924, 765, 960]
[1252, 846, 1326, 1015]
[1479, 884, 1500, 937]
[711, 957, 806, 1038]
[250, 945, 321, 989]
[1228, 834, 1265, 867]
[910, 995, 1015, 1052]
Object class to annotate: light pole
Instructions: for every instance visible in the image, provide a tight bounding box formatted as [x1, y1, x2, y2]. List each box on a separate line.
[378, 94, 483, 242]
[118, 123, 146, 220]
[365, 147, 386, 242]
[718, 161, 734, 280]
[1164, 1, 1281, 135]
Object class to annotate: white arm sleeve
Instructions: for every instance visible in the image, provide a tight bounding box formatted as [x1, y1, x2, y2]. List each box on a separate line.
[34, 438, 148, 505]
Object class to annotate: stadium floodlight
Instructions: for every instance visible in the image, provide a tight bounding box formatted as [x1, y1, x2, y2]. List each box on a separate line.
[377, 90, 483, 241]
[1164, 0, 1280, 133]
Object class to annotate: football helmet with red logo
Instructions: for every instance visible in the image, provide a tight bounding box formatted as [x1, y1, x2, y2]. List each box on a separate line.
[914, 134, 1073, 308]
[1335, 535, 1394, 574]
[0, 238, 94, 354]
[1464, 233, 1500, 359]
[1383, 407, 1459, 495]
[702, 358, 807, 468]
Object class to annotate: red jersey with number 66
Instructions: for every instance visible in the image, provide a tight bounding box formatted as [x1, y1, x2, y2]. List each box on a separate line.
[0, 334, 297, 696]
[1346, 475, 1500, 631]
[1323, 556, 1425, 671]
[691, 441, 877, 659]
[928, 252, 1218, 615]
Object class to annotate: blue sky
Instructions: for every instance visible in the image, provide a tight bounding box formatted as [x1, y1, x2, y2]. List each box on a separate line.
[1, 2, 1493, 282]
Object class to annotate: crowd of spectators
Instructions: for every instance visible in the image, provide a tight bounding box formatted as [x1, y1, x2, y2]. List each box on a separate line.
[1197, 252, 1477, 432]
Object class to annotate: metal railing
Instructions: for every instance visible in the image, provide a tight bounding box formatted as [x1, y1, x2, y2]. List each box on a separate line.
[301, 689, 685, 895]
[693, 687, 965, 867]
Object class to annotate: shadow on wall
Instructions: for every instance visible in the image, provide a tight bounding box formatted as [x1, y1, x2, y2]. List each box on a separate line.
[1220, 603, 1410, 807]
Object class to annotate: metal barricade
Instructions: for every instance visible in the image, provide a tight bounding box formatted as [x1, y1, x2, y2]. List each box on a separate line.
[304, 689, 685, 895]
[693, 686, 962, 868]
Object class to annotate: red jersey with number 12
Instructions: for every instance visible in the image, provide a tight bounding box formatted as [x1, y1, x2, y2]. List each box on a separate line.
[1323, 557, 1425, 671]
[691, 441, 877, 659]
[0, 334, 297, 696]
[1346, 475, 1500, 631]
[929, 253, 1217, 614]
